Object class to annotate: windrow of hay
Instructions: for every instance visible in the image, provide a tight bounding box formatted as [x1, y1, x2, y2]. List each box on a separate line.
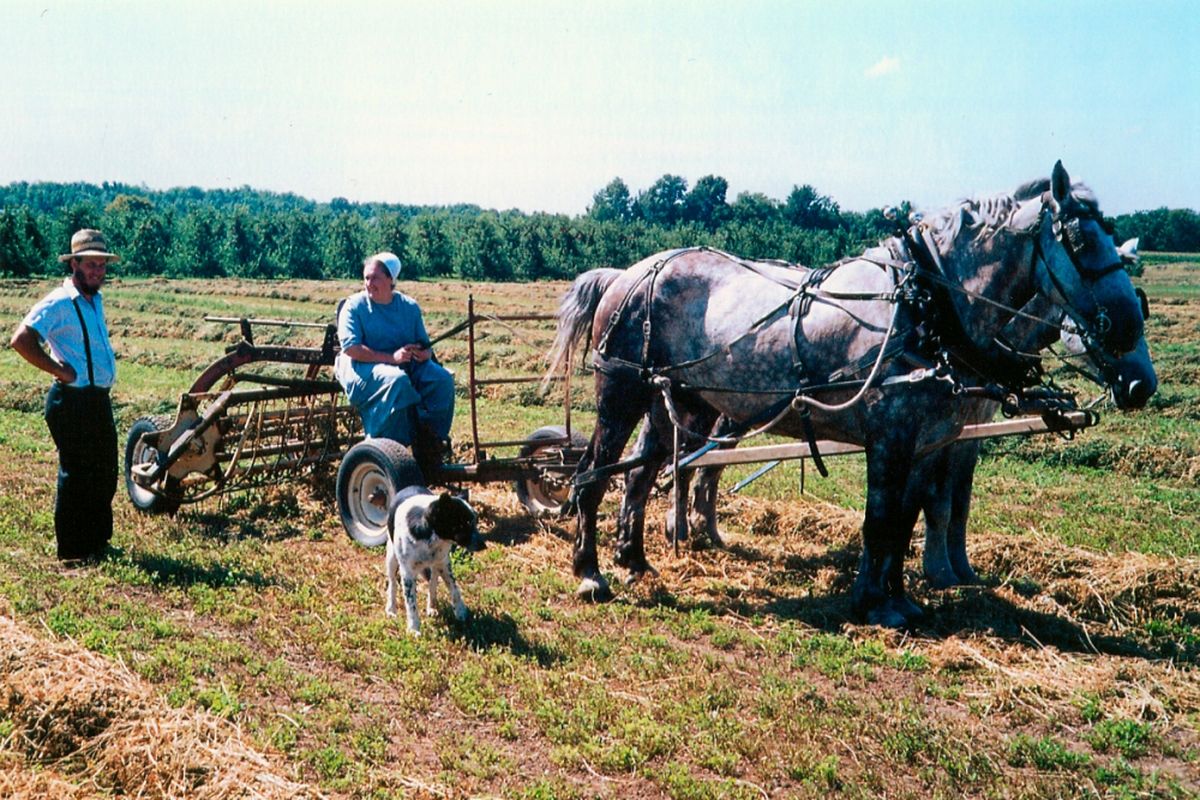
[0, 615, 320, 800]
[970, 532, 1200, 631]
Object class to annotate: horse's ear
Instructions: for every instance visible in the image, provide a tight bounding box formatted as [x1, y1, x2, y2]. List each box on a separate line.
[958, 205, 977, 230]
[1051, 160, 1071, 205]
[1118, 238, 1139, 264]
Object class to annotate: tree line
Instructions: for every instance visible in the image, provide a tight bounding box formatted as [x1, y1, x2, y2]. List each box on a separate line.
[1, 177, 1195, 281]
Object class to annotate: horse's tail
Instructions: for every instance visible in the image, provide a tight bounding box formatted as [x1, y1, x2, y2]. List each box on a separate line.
[544, 267, 624, 386]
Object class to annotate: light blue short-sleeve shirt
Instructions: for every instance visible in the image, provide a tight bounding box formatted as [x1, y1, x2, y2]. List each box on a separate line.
[335, 290, 431, 408]
[336, 290, 430, 354]
[21, 278, 117, 388]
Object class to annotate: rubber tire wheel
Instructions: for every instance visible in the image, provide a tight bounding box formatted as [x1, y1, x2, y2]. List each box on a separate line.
[125, 415, 182, 515]
[514, 425, 587, 516]
[336, 438, 425, 547]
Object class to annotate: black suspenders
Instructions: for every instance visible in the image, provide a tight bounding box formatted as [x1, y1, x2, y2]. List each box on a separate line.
[70, 297, 95, 387]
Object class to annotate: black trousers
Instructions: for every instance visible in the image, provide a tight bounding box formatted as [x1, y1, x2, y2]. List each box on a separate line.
[44, 384, 118, 560]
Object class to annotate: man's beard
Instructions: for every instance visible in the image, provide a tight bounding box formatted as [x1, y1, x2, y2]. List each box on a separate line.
[73, 274, 102, 297]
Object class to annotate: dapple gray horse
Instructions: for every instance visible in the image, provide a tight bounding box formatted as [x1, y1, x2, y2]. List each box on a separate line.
[675, 238, 1155, 590]
[548, 162, 1154, 627]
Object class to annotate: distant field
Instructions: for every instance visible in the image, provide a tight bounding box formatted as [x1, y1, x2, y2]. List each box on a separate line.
[1141, 252, 1200, 264]
[0, 262, 1196, 798]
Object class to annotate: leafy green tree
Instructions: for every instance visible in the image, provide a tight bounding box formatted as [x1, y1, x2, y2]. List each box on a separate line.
[784, 184, 841, 230]
[0, 207, 48, 277]
[507, 213, 549, 280]
[321, 212, 368, 279]
[729, 191, 779, 226]
[682, 175, 729, 230]
[271, 211, 324, 279]
[103, 194, 171, 275]
[168, 206, 224, 278]
[53, 201, 103, 258]
[406, 213, 453, 278]
[220, 206, 270, 278]
[452, 213, 511, 281]
[588, 178, 633, 223]
[365, 211, 409, 266]
[123, 213, 172, 275]
[535, 215, 590, 278]
[635, 174, 688, 226]
[1115, 207, 1200, 252]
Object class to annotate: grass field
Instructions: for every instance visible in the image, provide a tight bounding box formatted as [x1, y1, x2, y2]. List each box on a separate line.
[0, 256, 1197, 798]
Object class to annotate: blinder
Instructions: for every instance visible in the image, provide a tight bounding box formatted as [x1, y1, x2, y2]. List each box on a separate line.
[1135, 286, 1151, 321]
[1032, 196, 1141, 373]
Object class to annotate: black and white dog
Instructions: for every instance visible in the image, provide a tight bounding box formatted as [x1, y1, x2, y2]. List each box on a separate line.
[385, 486, 483, 635]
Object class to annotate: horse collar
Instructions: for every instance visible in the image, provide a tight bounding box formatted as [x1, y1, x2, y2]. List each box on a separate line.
[903, 224, 1041, 391]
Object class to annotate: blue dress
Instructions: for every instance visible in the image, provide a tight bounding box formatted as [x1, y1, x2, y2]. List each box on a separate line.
[335, 291, 455, 443]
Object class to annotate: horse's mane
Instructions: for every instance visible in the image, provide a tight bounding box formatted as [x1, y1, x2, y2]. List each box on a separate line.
[923, 178, 1098, 255]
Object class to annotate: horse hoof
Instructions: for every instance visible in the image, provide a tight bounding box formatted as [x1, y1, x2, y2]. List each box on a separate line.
[898, 595, 926, 622]
[576, 575, 612, 603]
[622, 564, 658, 586]
[689, 531, 724, 551]
[865, 607, 909, 629]
[925, 568, 959, 590]
[865, 596, 924, 629]
[952, 565, 981, 585]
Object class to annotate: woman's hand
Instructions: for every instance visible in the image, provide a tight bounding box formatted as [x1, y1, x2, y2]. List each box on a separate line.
[393, 344, 432, 364]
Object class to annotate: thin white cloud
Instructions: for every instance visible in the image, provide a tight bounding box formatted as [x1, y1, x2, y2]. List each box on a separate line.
[865, 56, 900, 78]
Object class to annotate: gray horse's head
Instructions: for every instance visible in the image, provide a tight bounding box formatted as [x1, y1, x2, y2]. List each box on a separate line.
[1027, 162, 1155, 409]
[1057, 237, 1157, 409]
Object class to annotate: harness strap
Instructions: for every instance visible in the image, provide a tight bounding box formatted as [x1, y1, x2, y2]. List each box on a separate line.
[789, 266, 834, 374]
[796, 406, 829, 478]
[826, 335, 913, 383]
[595, 266, 653, 355]
[641, 255, 673, 366]
[70, 297, 95, 387]
[591, 351, 650, 381]
[905, 224, 1039, 391]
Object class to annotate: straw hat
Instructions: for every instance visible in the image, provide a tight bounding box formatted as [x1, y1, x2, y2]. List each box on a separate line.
[58, 229, 120, 263]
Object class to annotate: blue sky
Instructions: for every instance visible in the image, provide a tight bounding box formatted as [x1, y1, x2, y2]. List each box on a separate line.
[2, 1, 1196, 216]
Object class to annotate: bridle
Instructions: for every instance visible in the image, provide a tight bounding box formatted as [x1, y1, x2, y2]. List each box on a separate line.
[1028, 193, 1134, 383]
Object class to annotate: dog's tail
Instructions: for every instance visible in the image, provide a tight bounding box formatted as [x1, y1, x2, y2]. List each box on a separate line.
[543, 267, 624, 389]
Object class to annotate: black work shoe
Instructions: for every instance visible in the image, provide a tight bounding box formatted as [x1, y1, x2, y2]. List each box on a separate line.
[413, 425, 450, 483]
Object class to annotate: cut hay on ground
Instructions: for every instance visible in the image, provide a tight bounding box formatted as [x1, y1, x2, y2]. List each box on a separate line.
[0, 615, 319, 799]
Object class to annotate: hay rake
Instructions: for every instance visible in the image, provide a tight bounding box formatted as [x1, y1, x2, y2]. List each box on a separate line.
[124, 302, 587, 545]
[124, 317, 363, 514]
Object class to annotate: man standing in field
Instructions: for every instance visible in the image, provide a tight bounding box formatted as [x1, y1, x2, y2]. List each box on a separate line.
[335, 252, 455, 475]
[10, 229, 120, 563]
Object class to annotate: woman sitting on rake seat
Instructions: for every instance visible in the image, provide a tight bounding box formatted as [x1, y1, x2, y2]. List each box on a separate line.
[335, 252, 454, 466]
